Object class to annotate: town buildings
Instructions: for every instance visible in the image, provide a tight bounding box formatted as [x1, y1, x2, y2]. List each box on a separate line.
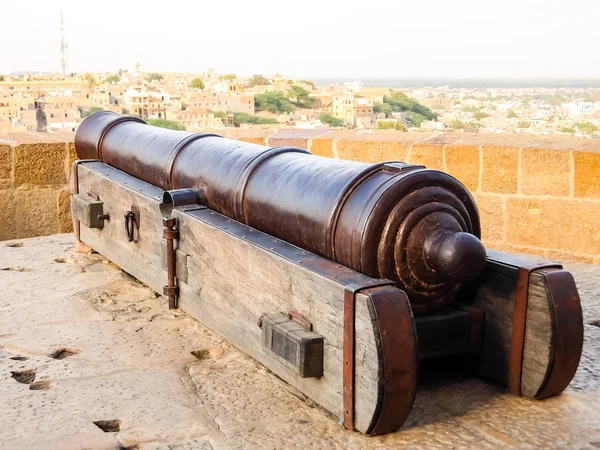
[0, 71, 598, 137]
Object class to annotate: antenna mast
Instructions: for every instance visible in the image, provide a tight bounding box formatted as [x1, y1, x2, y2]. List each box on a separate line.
[60, 11, 68, 78]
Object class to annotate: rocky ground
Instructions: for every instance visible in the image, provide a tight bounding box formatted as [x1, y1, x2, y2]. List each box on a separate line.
[0, 234, 599, 450]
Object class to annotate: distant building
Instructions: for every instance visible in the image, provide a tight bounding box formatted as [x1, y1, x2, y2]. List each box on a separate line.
[566, 102, 594, 117]
[332, 93, 374, 128]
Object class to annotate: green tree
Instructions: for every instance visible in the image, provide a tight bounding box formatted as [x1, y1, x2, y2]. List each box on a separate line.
[451, 119, 466, 129]
[220, 73, 236, 80]
[461, 106, 478, 113]
[248, 74, 270, 86]
[106, 75, 120, 84]
[507, 110, 518, 118]
[406, 111, 427, 127]
[298, 79, 315, 88]
[147, 118, 185, 130]
[84, 73, 96, 87]
[209, 110, 227, 120]
[389, 90, 409, 101]
[574, 122, 598, 134]
[287, 85, 315, 108]
[518, 121, 531, 128]
[561, 127, 575, 133]
[376, 120, 406, 131]
[473, 111, 489, 120]
[190, 78, 205, 89]
[147, 73, 163, 82]
[382, 95, 437, 121]
[255, 92, 294, 114]
[373, 103, 393, 117]
[0, 75, 4, 81]
[319, 113, 345, 127]
[233, 113, 277, 126]
[88, 106, 104, 116]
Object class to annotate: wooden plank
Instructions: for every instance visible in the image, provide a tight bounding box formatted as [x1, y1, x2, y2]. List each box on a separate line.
[175, 209, 383, 432]
[74, 162, 408, 433]
[470, 252, 556, 398]
[77, 164, 165, 294]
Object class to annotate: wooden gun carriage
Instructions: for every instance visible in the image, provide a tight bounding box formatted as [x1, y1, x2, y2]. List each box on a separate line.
[71, 112, 583, 435]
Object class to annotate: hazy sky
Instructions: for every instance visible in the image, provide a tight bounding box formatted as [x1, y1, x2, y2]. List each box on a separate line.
[2, 0, 599, 78]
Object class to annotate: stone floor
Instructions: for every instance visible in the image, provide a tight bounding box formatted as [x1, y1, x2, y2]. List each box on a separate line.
[0, 233, 599, 450]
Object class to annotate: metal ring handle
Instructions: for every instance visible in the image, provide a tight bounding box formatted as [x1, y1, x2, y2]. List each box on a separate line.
[124, 211, 136, 242]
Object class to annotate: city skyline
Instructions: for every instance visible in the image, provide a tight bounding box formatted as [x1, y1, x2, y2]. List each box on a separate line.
[2, 0, 600, 78]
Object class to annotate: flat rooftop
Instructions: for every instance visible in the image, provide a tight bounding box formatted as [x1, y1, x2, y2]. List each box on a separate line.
[1, 234, 599, 449]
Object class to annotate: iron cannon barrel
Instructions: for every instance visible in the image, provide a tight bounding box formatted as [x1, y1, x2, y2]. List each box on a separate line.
[75, 111, 486, 315]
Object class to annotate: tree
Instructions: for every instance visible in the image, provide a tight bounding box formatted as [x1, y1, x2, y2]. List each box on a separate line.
[106, 75, 120, 84]
[88, 106, 104, 116]
[382, 95, 437, 121]
[373, 103, 393, 117]
[209, 110, 227, 120]
[147, 118, 185, 130]
[220, 73, 236, 81]
[147, 73, 163, 82]
[473, 111, 489, 120]
[287, 85, 315, 108]
[406, 111, 427, 127]
[255, 92, 294, 114]
[507, 110, 518, 118]
[574, 122, 598, 134]
[84, 73, 96, 87]
[376, 120, 406, 131]
[561, 127, 575, 133]
[0, 75, 4, 81]
[319, 113, 345, 127]
[190, 78, 205, 89]
[298, 79, 315, 89]
[233, 113, 277, 126]
[518, 121, 531, 128]
[451, 119, 466, 129]
[389, 90, 409, 101]
[248, 74, 270, 87]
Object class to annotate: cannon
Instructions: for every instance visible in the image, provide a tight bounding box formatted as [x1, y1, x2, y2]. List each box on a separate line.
[71, 112, 583, 435]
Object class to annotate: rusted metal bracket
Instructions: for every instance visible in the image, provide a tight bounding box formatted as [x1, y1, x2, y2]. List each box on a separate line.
[288, 309, 313, 331]
[71, 159, 101, 241]
[163, 216, 180, 309]
[343, 280, 395, 431]
[508, 262, 562, 396]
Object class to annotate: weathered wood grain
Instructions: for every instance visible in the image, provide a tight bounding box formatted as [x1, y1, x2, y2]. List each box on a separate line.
[471, 251, 557, 398]
[74, 162, 411, 433]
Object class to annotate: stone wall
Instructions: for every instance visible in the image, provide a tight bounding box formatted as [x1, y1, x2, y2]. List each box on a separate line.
[1, 130, 599, 263]
[0, 133, 75, 240]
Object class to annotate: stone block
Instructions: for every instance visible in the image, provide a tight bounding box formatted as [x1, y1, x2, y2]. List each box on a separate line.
[58, 189, 73, 233]
[481, 146, 519, 194]
[14, 189, 61, 238]
[0, 144, 12, 181]
[408, 144, 444, 170]
[573, 151, 600, 199]
[444, 145, 480, 191]
[0, 190, 16, 240]
[473, 194, 505, 244]
[336, 140, 410, 163]
[506, 197, 600, 255]
[238, 137, 267, 146]
[14, 143, 67, 186]
[520, 148, 570, 196]
[309, 139, 334, 158]
[267, 137, 309, 150]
